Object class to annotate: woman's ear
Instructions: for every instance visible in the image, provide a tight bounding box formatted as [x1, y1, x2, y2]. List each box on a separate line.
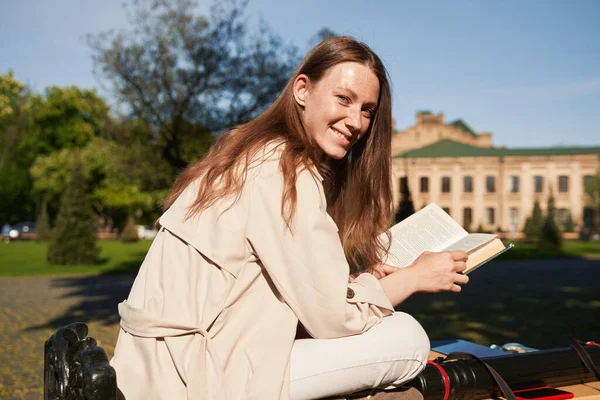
[293, 74, 310, 108]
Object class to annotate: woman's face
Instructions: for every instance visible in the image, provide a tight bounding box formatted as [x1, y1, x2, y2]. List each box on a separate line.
[294, 62, 380, 160]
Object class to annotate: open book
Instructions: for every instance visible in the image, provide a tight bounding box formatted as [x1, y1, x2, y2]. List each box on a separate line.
[381, 203, 513, 274]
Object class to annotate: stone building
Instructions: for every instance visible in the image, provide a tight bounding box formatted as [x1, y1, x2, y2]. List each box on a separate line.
[391, 112, 600, 233]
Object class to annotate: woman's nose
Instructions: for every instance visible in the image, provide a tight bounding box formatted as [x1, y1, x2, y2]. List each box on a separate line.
[345, 107, 363, 133]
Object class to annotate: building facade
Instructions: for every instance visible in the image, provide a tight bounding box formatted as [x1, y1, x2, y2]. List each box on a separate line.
[391, 112, 600, 233]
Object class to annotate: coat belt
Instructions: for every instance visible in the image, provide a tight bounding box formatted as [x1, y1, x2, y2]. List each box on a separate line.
[118, 301, 226, 400]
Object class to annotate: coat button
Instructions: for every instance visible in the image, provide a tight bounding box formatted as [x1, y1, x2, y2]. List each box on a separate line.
[346, 288, 355, 299]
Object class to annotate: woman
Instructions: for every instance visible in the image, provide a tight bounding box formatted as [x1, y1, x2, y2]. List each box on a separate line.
[110, 36, 469, 400]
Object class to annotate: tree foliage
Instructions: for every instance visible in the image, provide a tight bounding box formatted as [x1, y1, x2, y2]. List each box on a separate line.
[47, 155, 99, 265]
[563, 210, 575, 233]
[584, 171, 600, 231]
[540, 192, 562, 249]
[120, 215, 140, 243]
[0, 72, 37, 224]
[394, 179, 415, 223]
[88, 0, 299, 170]
[30, 136, 168, 229]
[523, 200, 544, 243]
[35, 199, 52, 241]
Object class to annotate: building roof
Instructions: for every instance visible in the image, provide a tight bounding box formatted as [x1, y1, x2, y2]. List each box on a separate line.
[395, 139, 600, 159]
[449, 119, 478, 137]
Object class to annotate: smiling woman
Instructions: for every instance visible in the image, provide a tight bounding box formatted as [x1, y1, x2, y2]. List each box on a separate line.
[293, 62, 380, 159]
[108, 37, 469, 400]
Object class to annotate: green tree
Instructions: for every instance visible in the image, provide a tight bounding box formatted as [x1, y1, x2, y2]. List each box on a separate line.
[523, 200, 544, 243]
[0, 81, 112, 224]
[0, 72, 37, 224]
[563, 211, 575, 233]
[31, 136, 168, 230]
[584, 171, 600, 232]
[540, 192, 562, 249]
[120, 215, 140, 243]
[88, 0, 299, 170]
[394, 179, 415, 223]
[47, 154, 99, 265]
[35, 199, 52, 241]
[25, 86, 110, 153]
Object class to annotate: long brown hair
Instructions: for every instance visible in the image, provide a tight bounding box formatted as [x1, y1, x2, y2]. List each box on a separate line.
[165, 36, 393, 271]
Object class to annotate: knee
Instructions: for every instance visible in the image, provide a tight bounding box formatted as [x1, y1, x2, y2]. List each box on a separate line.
[377, 312, 430, 365]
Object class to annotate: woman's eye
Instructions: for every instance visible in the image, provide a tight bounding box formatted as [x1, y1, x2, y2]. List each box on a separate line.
[336, 95, 350, 104]
[362, 108, 375, 119]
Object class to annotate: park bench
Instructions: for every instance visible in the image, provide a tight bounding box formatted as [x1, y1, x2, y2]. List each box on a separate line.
[44, 323, 600, 400]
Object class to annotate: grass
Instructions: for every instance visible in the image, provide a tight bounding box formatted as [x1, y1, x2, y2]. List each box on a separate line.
[2, 239, 600, 277]
[499, 240, 600, 260]
[0, 240, 152, 277]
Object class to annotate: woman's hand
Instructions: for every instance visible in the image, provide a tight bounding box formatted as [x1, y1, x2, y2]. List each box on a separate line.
[378, 250, 469, 307]
[407, 250, 469, 293]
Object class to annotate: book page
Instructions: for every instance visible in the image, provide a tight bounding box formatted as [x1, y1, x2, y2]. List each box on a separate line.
[383, 203, 468, 267]
[443, 233, 497, 254]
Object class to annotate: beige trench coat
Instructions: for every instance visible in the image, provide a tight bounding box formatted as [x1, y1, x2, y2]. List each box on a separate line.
[110, 144, 395, 400]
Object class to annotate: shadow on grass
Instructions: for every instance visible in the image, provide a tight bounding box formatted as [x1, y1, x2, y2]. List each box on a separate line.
[397, 257, 600, 349]
[98, 251, 149, 274]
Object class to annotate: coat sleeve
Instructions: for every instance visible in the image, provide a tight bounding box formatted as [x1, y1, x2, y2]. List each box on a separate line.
[246, 166, 394, 339]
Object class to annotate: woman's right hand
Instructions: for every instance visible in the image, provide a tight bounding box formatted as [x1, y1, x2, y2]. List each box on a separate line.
[407, 250, 469, 293]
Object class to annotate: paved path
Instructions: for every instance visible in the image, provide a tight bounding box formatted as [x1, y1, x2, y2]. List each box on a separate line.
[1, 257, 599, 399]
[0, 273, 135, 399]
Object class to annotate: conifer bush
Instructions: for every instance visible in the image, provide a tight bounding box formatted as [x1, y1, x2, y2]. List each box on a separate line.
[540, 193, 562, 249]
[120, 215, 140, 243]
[563, 212, 575, 233]
[394, 179, 415, 223]
[47, 156, 99, 265]
[523, 200, 544, 243]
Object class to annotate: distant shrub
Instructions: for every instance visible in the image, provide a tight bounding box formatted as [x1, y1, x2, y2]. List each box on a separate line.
[48, 156, 99, 265]
[120, 216, 139, 243]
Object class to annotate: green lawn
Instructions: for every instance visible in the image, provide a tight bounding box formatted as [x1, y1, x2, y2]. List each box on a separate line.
[0, 240, 152, 277]
[1, 239, 600, 277]
[498, 239, 600, 260]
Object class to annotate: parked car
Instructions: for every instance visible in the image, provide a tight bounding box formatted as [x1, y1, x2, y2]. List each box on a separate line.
[8, 221, 36, 240]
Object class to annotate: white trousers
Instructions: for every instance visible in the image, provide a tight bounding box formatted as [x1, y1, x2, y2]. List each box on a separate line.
[289, 312, 430, 400]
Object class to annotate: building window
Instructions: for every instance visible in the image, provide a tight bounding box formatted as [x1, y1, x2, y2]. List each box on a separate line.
[510, 176, 519, 193]
[558, 176, 569, 193]
[442, 207, 450, 215]
[442, 177, 451, 193]
[486, 176, 496, 193]
[485, 208, 495, 225]
[534, 176, 544, 193]
[463, 176, 473, 193]
[420, 177, 429, 193]
[463, 207, 472, 230]
[509, 208, 519, 227]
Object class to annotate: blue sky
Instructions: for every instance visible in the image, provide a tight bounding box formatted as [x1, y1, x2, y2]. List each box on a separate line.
[1, 0, 599, 148]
